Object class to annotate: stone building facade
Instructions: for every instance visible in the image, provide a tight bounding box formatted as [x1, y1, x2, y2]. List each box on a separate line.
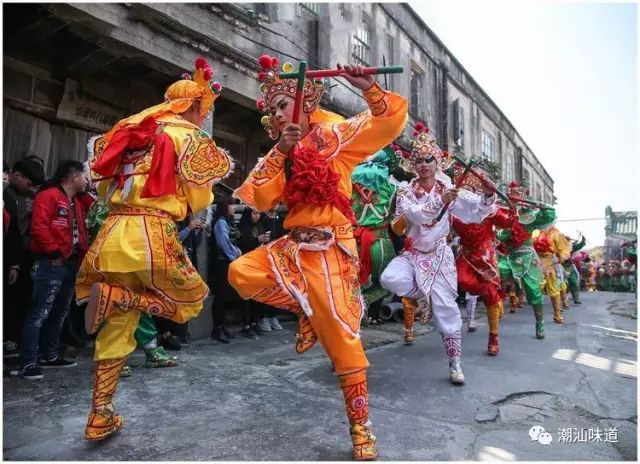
[3, 2, 555, 338]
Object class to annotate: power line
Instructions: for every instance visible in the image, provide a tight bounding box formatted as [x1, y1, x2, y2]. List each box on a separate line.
[555, 218, 608, 222]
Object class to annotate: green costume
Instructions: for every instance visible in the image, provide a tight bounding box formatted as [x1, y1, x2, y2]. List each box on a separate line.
[351, 147, 398, 312]
[563, 235, 586, 303]
[497, 206, 556, 338]
[86, 198, 177, 371]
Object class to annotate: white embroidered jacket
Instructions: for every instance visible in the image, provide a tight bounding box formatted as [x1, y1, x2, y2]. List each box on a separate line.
[395, 178, 497, 254]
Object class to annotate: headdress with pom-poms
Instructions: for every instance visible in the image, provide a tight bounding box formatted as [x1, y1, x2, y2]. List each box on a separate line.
[392, 142, 413, 174]
[505, 181, 530, 200]
[255, 55, 325, 140]
[174, 57, 223, 118]
[406, 122, 453, 172]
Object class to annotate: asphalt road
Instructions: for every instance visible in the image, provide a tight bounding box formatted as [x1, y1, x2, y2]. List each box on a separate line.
[3, 291, 637, 460]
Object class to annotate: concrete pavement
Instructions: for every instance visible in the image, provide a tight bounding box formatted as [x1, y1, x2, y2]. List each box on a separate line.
[3, 291, 637, 460]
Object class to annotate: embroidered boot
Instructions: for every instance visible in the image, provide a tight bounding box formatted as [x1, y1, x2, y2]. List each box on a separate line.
[509, 292, 518, 313]
[442, 332, 464, 384]
[571, 288, 582, 304]
[448, 356, 465, 385]
[402, 297, 417, 344]
[85, 358, 126, 441]
[552, 296, 564, 323]
[338, 370, 377, 461]
[486, 302, 501, 355]
[533, 304, 545, 339]
[295, 314, 318, 354]
[466, 295, 478, 332]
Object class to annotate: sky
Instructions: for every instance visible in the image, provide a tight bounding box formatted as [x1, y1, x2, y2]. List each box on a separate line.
[409, 0, 638, 248]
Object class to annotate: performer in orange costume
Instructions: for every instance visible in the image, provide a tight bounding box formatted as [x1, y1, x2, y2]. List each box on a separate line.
[450, 166, 515, 355]
[229, 55, 407, 460]
[77, 58, 233, 441]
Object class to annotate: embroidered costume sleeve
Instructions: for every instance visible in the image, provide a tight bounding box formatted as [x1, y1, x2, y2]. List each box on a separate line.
[333, 84, 408, 168]
[166, 120, 233, 215]
[531, 207, 556, 231]
[234, 148, 286, 211]
[572, 235, 586, 253]
[551, 228, 572, 261]
[403, 191, 445, 226]
[448, 190, 497, 224]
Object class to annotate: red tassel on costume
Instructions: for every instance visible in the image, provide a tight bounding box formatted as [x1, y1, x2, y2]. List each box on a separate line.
[354, 226, 375, 285]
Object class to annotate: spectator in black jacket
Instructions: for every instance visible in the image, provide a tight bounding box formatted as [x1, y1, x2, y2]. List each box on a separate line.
[3, 157, 45, 357]
[237, 207, 271, 338]
[255, 208, 284, 332]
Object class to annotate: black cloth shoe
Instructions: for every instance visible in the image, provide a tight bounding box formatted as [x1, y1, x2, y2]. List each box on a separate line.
[211, 327, 230, 344]
[40, 357, 78, 369]
[250, 323, 263, 336]
[221, 326, 235, 339]
[20, 363, 44, 380]
[240, 327, 258, 340]
[159, 335, 182, 351]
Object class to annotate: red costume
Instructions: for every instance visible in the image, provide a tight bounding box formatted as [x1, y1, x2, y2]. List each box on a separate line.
[452, 207, 514, 354]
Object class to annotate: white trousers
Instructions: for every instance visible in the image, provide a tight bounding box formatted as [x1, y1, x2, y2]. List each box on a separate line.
[381, 254, 462, 335]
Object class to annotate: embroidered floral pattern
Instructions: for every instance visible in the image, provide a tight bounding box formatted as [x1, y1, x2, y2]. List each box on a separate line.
[178, 129, 232, 186]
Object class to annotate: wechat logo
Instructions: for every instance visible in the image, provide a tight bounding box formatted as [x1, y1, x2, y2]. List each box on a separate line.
[529, 425, 553, 445]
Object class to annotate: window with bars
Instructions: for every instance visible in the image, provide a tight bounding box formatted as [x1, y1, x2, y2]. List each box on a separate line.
[410, 66, 424, 118]
[352, 19, 372, 66]
[452, 99, 465, 150]
[481, 130, 495, 161]
[535, 182, 542, 201]
[297, 3, 319, 15]
[505, 150, 515, 181]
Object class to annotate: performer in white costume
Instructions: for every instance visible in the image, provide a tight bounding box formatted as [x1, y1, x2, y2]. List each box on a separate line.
[381, 124, 496, 384]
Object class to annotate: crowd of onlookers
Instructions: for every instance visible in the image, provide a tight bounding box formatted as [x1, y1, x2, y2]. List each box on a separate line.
[572, 249, 637, 293]
[3, 154, 289, 381]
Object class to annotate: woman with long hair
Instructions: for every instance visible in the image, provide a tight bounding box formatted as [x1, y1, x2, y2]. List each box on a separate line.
[210, 196, 241, 343]
[237, 207, 271, 338]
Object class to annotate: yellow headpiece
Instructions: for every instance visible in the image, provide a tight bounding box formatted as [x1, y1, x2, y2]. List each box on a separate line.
[254, 55, 325, 140]
[101, 57, 222, 144]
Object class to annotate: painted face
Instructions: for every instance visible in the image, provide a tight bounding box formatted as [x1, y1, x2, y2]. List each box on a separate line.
[268, 95, 295, 131]
[412, 155, 437, 177]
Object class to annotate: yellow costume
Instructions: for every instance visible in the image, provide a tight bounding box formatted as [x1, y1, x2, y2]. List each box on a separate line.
[77, 58, 232, 441]
[535, 226, 571, 323]
[229, 55, 407, 460]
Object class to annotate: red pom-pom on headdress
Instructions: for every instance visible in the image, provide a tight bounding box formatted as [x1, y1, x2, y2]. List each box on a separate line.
[412, 122, 430, 137]
[195, 57, 208, 70]
[203, 67, 213, 81]
[509, 181, 519, 188]
[258, 55, 274, 70]
[256, 98, 266, 111]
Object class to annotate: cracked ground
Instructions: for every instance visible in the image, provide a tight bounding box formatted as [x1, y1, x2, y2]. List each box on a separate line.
[3, 291, 637, 460]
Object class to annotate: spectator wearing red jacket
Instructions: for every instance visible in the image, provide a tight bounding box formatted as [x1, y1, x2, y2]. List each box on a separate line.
[19, 160, 88, 380]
